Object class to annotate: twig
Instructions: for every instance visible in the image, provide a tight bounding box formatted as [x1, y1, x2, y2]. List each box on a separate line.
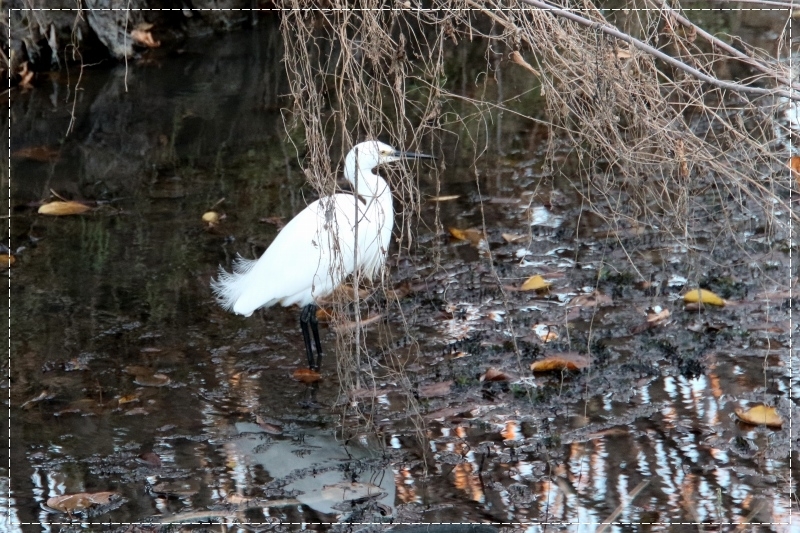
[516, 0, 800, 101]
[650, 0, 800, 92]
[596, 480, 649, 533]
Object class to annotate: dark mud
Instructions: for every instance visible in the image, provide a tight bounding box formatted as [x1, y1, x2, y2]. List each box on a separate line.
[3, 16, 798, 533]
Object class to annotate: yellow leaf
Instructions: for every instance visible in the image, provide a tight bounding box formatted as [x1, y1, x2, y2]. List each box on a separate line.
[683, 289, 725, 306]
[0, 254, 15, 267]
[202, 211, 220, 224]
[530, 353, 589, 372]
[735, 405, 783, 428]
[520, 275, 551, 291]
[38, 201, 91, 216]
[448, 227, 484, 245]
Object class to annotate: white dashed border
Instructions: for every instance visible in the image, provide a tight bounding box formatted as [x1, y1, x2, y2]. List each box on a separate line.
[4, 5, 795, 529]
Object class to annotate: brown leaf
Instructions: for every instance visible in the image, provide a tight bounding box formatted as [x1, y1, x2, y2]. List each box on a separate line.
[530, 353, 589, 372]
[12, 145, 60, 162]
[38, 201, 91, 216]
[480, 367, 511, 382]
[260, 216, 286, 228]
[449, 227, 484, 245]
[790, 156, 800, 188]
[418, 380, 453, 398]
[0, 254, 15, 268]
[520, 275, 551, 292]
[567, 291, 612, 308]
[331, 313, 383, 333]
[46, 492, 118, 514]
[292, 368, 322, 383]
[735, 405, 782, 428]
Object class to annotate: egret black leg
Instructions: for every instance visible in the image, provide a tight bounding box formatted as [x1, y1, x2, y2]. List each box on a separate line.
[309, 306, 323, 371]
[299, 304, 316, 370]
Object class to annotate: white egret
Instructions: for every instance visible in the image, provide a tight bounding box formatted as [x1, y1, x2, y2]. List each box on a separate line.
[211, 140, 433, 371]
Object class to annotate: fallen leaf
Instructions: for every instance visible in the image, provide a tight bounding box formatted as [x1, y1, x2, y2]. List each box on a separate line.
[292, 368, 322, 383]
[117, 394, 140, 405]
[12, 145, 60, 162]
[480, 367, 511, 382]
[502, 232, 527, 243]
[532, 324, 559, 342]
[520, 275, 551, 292]
[0, 254, 15, 268]
[790, 156, 800, 187]
[137, 452, 162, 467]
[45, 492, 118, 514]
[735, 405, 782, 428]
[418, 380, 453, 398]
[260, 216, 286, 228]
[449, 227, 484, 245]
[567, 291, 612, 308]
[134, 373, 170, 387]
[531, 353, 589, 372]
[202, 211, 220, 225]
[131, 23, 160, 48]
[384, 282, 411, 300]
[684, 289, 725, 307]
[616, 48, 632, 59]
[315, 307, 333, 322]
[38, 201, 91, 216]
[331, 313, 383, 333]
[429, 195, 460, 202]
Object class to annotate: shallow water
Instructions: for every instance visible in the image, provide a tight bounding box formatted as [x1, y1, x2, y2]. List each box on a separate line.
[3, 14, 797, 533]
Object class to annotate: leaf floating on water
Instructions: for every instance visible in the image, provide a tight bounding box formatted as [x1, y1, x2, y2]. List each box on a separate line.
[12, 145, 61, 162]
[520, 275, 551, 292]
[735, 405, 783, 428]
[134, 373, 170, 387]
[683, 289, 725, 307]
[118, 393, 140, 405]
[530, 353, 589, 372]
[292, 368, 322, 383]
[448, 227, 484, 245]
[429, 195, 460, 202]
[137, 451, 163, 468]
[38, 201, 91, 216]
[0, 254, 15, 268]
[45, 492, 118, 514]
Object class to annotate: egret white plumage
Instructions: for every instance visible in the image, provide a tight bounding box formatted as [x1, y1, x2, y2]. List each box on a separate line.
[211, 140, 433, 371]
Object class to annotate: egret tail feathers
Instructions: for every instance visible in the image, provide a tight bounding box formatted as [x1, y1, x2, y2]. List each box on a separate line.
[211, 256, 266, 317]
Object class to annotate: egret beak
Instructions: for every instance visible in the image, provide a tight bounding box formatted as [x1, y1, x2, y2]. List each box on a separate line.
[392, 149, 436, 160]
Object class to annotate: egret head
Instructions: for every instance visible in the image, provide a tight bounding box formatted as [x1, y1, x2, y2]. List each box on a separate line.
[347, 140, 434, 171]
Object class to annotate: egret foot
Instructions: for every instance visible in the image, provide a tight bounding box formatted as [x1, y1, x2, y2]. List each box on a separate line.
[300, 304, 323, 371]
